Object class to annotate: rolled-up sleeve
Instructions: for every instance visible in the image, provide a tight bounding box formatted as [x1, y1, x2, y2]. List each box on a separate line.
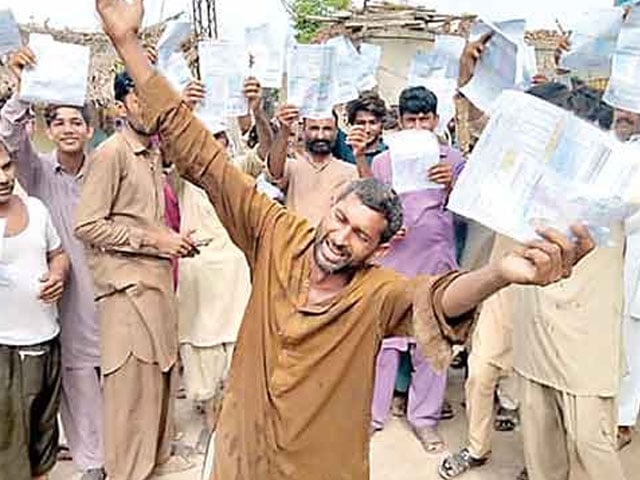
[382, 271, 478, 372]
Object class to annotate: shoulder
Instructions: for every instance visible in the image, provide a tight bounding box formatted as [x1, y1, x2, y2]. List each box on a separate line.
[90, 132, 126, 163]
[332, 157, 357, 175]
[24, 195, 47, 214]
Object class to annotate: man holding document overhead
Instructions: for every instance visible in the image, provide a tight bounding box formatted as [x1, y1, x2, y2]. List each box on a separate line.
[94, 1, 598, 479]
[1, 43, 105, 479]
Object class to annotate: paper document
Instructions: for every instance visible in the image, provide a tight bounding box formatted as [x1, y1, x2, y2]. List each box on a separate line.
[245, 23, 285, 89]
[460, 21, 518, 112]
[449, 90, 640, 245]
[604, 7, 640, 113]
[197, 40, 248, 130]
[560, 8, 623, 78]
[156, 17, 193, 92]
[386, 130, 443, 194]
[0, 10, 21, 55]
[159, 52, 192, 92]
[358, 43, 382, 91]
[325, 36, 361, 105]
[287, 43, 337, 119]
[20, 34, 90, 106]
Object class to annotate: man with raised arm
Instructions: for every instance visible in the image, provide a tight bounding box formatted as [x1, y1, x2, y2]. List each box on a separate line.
[94, 2, 596, 479]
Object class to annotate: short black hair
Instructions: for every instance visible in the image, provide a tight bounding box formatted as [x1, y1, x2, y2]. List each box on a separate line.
[114, 71, 136, 102]
[399, 86, 438, 117]
[335, 178, 403, 244]
[44, 104, 93, 127]
[346, 92, 387, 125]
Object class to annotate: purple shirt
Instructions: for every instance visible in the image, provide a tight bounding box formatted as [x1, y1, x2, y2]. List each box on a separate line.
[372, 145, 465, 348]
[0, 95, 99, 368]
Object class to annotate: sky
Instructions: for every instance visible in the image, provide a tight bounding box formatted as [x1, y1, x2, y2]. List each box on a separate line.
[0, 0, 615, 33]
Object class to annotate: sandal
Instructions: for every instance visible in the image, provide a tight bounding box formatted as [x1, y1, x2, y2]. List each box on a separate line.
[494, 406, 519, 432]
[440, 400, 455, 420]
[412, 426, 446, 455]
[617, 426, 634, 451]
[438, 448, 489, 479]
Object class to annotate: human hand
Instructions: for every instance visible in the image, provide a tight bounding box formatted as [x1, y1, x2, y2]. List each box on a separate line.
[38, 272, 65, 304]
[182, 80, 206, 110]
[151, 228, 199, 258]
[275, 104, 300, 131]
[144, 44, 158, 65]
[243, 77, 262, 114]
[96, 0, 144, 44]
[346, 126, 367, 158]
[7, 47, 36, 86]
[428, 162, 454, 187]
[458, 32, 492, 87]
[496, 225, 595, 286]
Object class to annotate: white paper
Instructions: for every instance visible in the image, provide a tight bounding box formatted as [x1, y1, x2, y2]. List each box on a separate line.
[559, 8, 623, 77]
[358, 43, 382, 91]
[604, 7, 640, 113]
[197, 40, 248, 129]
[407, 53, 457, 129]
[449, 90, 640, 245]
[157, 16, 192, 58]
[460, 21, 518, 112]
[386, 130, 443, 194]
[287, 43, 337, 119]
[245, 23, 286, 89]
[325, 36, 360, 105]
[158, 51, 192, 93]
[20, 34, 90, 107]
[0, 9, 21, 55]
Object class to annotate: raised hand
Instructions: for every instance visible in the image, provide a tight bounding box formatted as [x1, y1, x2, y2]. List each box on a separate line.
[346, 125, 367, 158]
[7, 47, 36, 86]
[458, 31, 492, 87]
[497, 225, 595, 287]
[243, 77, 263, 114]
[96, 0, 144, 43]
[275, 104, 300, 131]
[182, 80, 206, 110]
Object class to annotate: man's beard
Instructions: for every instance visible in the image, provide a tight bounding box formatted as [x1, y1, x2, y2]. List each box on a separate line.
[312, 227, 358, 275]
[306, 139, 334, 155]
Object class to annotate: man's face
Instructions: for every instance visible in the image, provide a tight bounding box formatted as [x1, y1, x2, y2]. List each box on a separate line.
[304, 118, 337, 155]
[0, 149, 16, 204]
[353, 111, 383, 148]
[313, 192, 389, 274]
[400, 112, 438, 132]
[47, 107, 94, 154]
[614, 108, 640, 142]
[120, 91, 157, 136]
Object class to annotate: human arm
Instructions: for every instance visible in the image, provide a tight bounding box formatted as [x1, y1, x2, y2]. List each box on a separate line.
[267, 104, 298, 180]
[243, 78, 274, 161]
[441, 225, 595, 318]
[346, 125, 373, 178]
[39, 249, 69, 304]
[74, 143, 197, 258]
[0, 47, 42, 192]
[96, 0, 287, 259]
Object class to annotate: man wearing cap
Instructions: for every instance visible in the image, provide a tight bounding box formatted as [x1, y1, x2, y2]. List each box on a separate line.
[74, 71, 198, 480]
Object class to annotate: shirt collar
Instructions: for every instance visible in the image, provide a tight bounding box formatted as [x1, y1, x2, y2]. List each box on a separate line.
[52, 152, 89, 181]
[120, 124, 153, 155]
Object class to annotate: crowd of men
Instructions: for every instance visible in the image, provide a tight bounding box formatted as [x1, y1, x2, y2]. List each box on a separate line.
[0, 1, 638, 479]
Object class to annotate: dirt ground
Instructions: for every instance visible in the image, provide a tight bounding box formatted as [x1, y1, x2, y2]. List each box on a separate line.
[51, 369, 640, 480]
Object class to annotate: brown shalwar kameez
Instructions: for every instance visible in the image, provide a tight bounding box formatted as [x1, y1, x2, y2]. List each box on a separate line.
[74, 126, 177, 480]
[138, 74, 476, 480]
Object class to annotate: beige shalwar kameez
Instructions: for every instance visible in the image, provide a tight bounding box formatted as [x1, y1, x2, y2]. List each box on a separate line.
[75, 126, 178, 480]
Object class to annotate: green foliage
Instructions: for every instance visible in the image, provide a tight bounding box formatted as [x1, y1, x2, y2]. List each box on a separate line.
[290, 0, 350, 43]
